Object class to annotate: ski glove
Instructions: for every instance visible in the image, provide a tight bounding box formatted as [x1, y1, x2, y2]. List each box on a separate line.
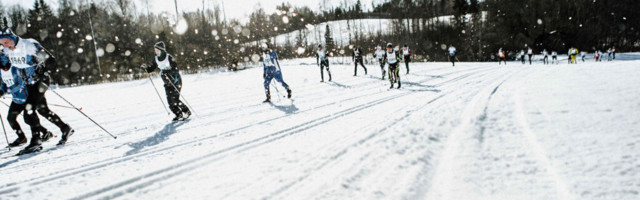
[35, 63, 46, 74]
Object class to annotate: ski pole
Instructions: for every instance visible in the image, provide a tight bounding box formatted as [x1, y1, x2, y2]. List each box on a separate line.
[50, 90, 117, 139]
[162, 74, 198, 117]
[271, 81, 282, 101]
[148, 76, 171, 115]
[49, 104, 82, 110]
[0, 113, 10, 151]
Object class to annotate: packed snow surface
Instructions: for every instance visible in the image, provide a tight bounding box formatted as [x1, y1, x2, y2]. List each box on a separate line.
[1, 53, 639, 200]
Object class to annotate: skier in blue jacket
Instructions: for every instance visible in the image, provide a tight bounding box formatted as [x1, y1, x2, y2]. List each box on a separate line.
[0, 54, 48, 154]
[261, 43, 292, 103]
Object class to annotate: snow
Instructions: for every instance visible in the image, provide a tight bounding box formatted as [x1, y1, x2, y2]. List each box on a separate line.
[1, 54, 639, 199]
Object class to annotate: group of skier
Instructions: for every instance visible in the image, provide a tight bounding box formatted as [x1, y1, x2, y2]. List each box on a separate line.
[502, 46, 617, 65]
[0, 28, 74, 155]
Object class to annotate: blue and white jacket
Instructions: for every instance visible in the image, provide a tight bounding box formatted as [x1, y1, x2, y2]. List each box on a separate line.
[0, 37, 51, 85]
[262, 50, 279, 73]
[0, 54, 28, 104]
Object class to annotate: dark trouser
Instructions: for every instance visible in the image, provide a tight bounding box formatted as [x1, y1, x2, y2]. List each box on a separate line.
[499, 57, 507, 65]
[378, 59, 386, 79]
[521, 56, 525, 64]
[163, 74, 190, 117]
[404, 55, 410, 73]
[7, 96, 46, 140]
[27, 80, 70, 132]
[528, 54, 532, 64]
[320, 60, 331, 81]
[450, 55, 456, 66]
[552, 56, 558, 64]
[388, 63, 400, 85]
[544, 56, 548, 64]
[353, 57, 367, 75]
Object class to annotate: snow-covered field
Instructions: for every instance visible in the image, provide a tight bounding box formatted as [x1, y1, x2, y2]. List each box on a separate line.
[1, 54, 639, 200]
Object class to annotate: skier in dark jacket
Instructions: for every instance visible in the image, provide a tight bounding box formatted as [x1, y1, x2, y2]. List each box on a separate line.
[0, 27, 74, 146]
[316, 45, 331, 82]
[141, 41, 191, 121]
[352, 46, 367, 76]
[0, 54, 49, 154]
[383, 43, 402, 89]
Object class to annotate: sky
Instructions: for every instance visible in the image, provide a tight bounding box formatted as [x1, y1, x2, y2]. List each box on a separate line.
[3, 0, 378, 23]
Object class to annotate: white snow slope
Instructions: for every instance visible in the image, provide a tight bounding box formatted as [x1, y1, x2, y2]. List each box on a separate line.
[0, 53, 639, 200]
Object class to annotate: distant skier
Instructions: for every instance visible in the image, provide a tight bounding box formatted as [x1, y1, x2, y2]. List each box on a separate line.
[607, 48, 613, 61]
[527, 47, 533, 65]
[352, 46, 367, 76]
[448, 45, 457, 66]
[612, 46, 616, 59]
[259, 43, 291, 103]
[569, 47, 578, 64]
[316, 44, 331, 82]
[542, 49, 549, 65]
[581, 51, 586, 62]
[401, 44, 411, 74]
[0, 28, 74, 146]
[498, 48, 507, 65]
[520, 50, 526, 64]
[0, 54, 48, 154]
[383, 43, 401, 89]
[594, 50, 600, 62]
[141, 41, 191, 121]
[551, 51, 558, 64]
[373, 45, 386, 80]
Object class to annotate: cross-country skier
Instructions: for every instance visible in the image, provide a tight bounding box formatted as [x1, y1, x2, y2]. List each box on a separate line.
[0, 28, 74, 145]
[551, 51, 558, 64]
[569, 47, 579, 64]
[401, 44, 411, 74]
[612, 46, 616, 60]
[383, 43, 401, 89]
[607, 48, 613, 61]
[260, 43, 291, 103]
[373, 45, 386, 80]
[595, 50, 600, 62]
[316, 44, 331, 82]
[141, 41, 191, 121]
[527, 47, 533, 65]
[542, 49, 549, 64]
[448, 45, 457, 66]
[352, 46, 367, 76]
[498, 48, 507, 65]
[519, 49, 526, 64]
[0, 54, 49, 154]
[581, 51, 586, 62]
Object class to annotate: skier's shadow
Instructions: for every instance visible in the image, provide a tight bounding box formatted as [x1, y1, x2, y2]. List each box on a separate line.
[325, 81, 351, 89]
[125, 120, 189, 156]
[269, 102, 299, 114]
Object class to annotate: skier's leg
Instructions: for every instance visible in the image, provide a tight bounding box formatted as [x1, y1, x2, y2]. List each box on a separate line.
[325, 62, 332, 81]
[353, 61, 358, 76]
[32, 90, 70, 132]
[320, 64, 324, 81]
[274, 71, 290, 90]
[165, 85, 182, 118]
[360, 59, 367, 74]
[7, 102, 27, 146]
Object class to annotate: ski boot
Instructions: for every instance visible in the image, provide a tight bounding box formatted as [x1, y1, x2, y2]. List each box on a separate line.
[41, 131, 54, 142]
[172, 113, 184, 121]
[57, 125, 75, 145]
[263, 90, 271, 103]
[18, 134, 43, 155]
[9, 135, 27, 147]
[287, 89, 292, 99]
[397, 81, 401, 89]
[183, 110, 192, 120]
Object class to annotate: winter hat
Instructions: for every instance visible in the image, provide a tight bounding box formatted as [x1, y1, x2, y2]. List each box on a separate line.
[386, 43, 393, 48]
[154, 41, 166, 51]
[0, 28, 18, 44]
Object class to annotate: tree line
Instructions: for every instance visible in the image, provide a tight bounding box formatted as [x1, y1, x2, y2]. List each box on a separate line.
[1, 0, 638, 85]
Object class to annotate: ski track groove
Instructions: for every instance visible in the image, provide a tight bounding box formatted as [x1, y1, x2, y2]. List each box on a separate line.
[74, 67, 502, 199]
[0, 65, 494, 198]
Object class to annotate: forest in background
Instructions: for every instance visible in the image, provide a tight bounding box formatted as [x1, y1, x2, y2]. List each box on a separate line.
[1, 0, 638, 85]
